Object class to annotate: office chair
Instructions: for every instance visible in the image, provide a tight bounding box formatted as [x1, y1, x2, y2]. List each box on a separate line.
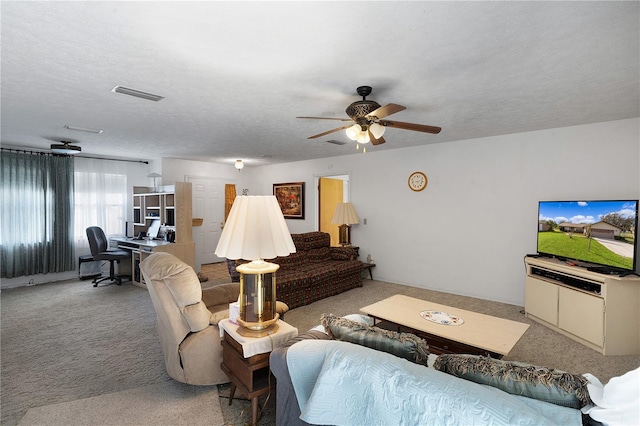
[86, 226, 130, 287]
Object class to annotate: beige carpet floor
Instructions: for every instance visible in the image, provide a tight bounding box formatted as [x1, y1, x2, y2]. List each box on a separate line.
[17, 381, 223, 426]
[2, 262, 638, 425]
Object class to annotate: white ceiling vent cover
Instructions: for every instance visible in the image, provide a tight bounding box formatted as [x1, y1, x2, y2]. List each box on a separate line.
[111, 86, 165, 102]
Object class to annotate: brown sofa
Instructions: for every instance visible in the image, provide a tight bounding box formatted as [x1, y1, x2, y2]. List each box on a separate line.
[226, 232, 364, 309]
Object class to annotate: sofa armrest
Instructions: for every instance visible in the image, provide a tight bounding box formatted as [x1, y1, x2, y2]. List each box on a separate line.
[202, 282, 240, 311]
[270, 330, 331, 426]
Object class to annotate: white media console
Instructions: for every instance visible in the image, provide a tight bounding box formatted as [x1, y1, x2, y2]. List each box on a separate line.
[524, 256, 640, 355]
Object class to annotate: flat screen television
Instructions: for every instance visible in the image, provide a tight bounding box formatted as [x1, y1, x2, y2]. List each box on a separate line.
[537, 200, 638, 273]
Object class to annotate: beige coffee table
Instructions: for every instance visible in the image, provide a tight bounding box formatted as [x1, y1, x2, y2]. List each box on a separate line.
[360, 294, 529, 358]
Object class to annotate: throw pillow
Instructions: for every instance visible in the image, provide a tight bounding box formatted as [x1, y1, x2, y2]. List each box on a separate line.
[308, 246, 330, 263]
[330, 247, 354, 260]
[320, 313, 430, 365]
[433, 354, 592, 408]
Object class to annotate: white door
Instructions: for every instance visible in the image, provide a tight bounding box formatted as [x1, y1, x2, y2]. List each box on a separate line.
[187, 176, 227, 266]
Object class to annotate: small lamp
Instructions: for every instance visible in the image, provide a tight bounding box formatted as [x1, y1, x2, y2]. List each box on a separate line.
[147, 173, 162, 192]
[235, 160, 244, 171]
[214, 196, 295, 336]
[331, 202, 360, 246]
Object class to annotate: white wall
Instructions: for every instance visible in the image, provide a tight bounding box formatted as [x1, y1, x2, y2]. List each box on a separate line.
[242, 118, 640, 305]
[161, 158, 243, 185]
[4, 119, 637, 297]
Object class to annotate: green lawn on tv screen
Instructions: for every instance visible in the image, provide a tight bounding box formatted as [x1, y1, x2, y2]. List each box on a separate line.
[538, 232, 633, 270]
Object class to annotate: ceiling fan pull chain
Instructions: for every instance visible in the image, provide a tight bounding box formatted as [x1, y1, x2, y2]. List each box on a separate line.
[356, 143, 360, 151]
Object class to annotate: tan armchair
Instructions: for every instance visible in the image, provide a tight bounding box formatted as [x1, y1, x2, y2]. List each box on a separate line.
[141, 252, 251, 385]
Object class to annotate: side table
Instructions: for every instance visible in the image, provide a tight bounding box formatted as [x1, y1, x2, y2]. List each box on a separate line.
[219, 319, 298, 425]
[361, 261, 376, 279]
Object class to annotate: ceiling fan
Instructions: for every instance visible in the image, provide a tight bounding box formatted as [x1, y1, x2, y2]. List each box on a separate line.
[297, 86, 441, 146]
[50, 140, 81, 155]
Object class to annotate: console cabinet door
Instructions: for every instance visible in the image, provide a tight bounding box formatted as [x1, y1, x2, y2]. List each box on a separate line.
[558, 287, 604, 347]
[525, 277, 558, 325]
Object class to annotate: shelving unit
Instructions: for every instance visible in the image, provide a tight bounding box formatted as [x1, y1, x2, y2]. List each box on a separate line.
[524, 256, 640, 355]
[127, 182, 196, 287]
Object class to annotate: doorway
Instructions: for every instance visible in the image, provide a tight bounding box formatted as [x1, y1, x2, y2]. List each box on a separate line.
[318, 175, 349, 246]
[187, 176, 230, 269]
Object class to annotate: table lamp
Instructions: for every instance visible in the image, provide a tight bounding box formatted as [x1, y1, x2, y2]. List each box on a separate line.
[331, 202, 359, 246]
[214, 195, 295, 336]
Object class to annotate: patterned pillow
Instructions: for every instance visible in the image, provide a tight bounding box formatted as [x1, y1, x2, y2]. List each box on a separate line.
[308, 246, 330, 263]
[330, 247, 354, 260]
[433, 354, 592, 408]
[320, 313, 430, 365]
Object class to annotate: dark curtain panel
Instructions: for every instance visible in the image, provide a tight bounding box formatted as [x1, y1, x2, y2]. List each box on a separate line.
[1, 152, 75, 278]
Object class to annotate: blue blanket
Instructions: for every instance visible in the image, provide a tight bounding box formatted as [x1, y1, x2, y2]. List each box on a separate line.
[287, 340, 581, 425]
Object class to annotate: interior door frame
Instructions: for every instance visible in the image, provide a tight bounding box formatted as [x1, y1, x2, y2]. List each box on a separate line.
[314, 172, 351, 231]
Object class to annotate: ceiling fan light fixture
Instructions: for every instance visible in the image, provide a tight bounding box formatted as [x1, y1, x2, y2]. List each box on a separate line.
[50, 143, 81, 155]
[345, 124, 360, 141]
[369, 122, 386, 139]
[356, 131, 370, 144]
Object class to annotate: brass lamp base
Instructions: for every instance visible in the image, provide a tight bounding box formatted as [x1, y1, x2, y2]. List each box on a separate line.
[236, 313, 280, 337]
[338, 224, 351, 246]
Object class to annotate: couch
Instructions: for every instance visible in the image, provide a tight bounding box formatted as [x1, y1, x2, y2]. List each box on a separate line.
[139, 252, 288, 385]
[227, 232, 364, 309]
[270, 314, 601, 426]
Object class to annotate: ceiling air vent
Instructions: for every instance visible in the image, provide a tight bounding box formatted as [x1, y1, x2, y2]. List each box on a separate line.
[326, 140, 347, 145]
[111, 86, 165, 102]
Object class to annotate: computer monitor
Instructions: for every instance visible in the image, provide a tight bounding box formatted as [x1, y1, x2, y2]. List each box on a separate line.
[146, 219, 161, 239]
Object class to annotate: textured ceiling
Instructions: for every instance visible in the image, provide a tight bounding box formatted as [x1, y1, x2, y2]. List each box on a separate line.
[1, 1, 638, 167]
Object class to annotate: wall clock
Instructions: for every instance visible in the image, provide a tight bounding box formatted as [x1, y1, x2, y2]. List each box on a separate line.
[408, 171, 428, 192]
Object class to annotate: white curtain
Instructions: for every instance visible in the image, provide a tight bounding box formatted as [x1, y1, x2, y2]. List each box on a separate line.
[74, 158, 127, 249]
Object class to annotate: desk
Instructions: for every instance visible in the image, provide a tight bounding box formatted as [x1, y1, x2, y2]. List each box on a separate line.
[110, 236, 195, 287]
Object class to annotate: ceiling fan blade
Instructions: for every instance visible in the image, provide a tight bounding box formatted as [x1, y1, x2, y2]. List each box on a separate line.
[297, 116, 352, 122]
[379, 120, 442, 134]
[368, 129, 386, 145]
[308, 125, 353, 139]
[366, 103, 406, 120]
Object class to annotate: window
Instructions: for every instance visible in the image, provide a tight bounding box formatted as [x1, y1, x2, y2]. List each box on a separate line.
[74, 158, 127, 248]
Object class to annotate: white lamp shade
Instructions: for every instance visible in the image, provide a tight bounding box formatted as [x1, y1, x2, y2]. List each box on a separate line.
[215, 195, 296, 260]
[331, 202, 360, 225]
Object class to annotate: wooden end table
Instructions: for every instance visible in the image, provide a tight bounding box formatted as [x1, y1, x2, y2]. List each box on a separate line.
[219, 319, 298, 426]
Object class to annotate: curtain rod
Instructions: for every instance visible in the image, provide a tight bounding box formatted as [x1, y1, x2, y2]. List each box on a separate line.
[1, 147, 149, 164]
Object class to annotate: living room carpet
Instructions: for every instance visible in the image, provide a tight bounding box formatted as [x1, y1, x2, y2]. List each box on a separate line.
[17, 381, 223, 426]
[2, 262, 638, 425]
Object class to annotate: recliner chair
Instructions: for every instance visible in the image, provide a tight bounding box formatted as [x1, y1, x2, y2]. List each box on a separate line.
[140, 252, 288, 385]
[86, 226, 130, 287]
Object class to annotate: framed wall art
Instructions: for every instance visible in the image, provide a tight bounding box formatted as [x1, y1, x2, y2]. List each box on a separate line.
[273, 182, 305, 219]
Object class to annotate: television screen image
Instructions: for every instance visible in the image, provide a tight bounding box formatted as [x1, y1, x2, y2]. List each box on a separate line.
[537, 200, 638, 272]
